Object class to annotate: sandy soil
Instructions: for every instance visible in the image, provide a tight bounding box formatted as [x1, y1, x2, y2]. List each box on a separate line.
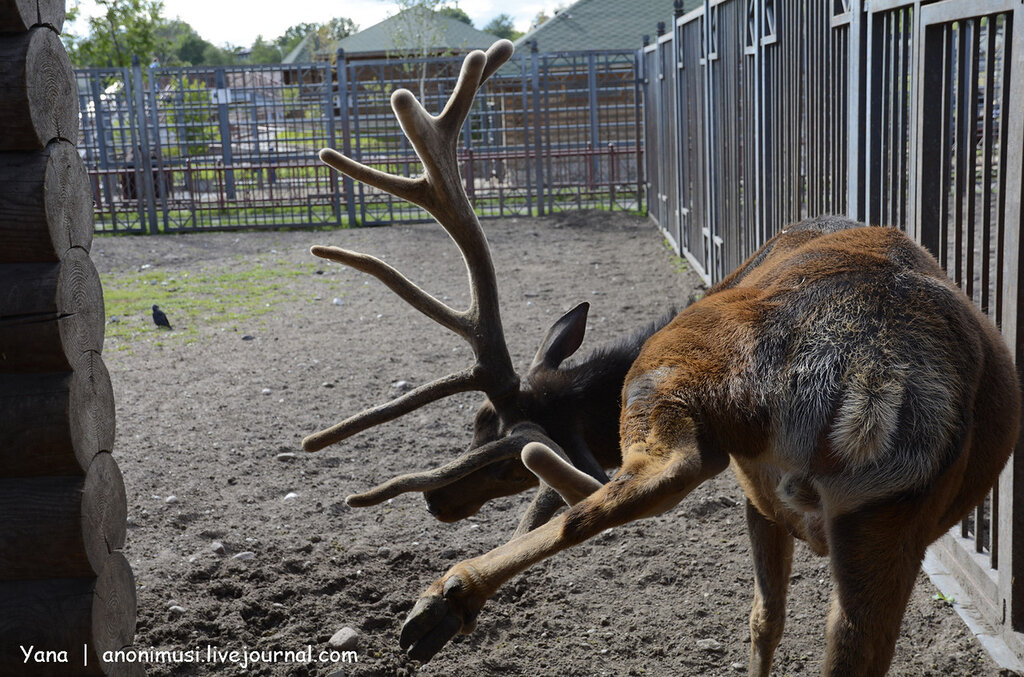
[90, 212, 1001, 676]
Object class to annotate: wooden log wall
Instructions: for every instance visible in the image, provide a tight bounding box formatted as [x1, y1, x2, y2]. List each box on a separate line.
[0, 1, 140, 674]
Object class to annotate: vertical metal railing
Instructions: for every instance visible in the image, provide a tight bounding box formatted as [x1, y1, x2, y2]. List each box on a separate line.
[914, 0, 1024, 638]
[642, 0, 1024, 657]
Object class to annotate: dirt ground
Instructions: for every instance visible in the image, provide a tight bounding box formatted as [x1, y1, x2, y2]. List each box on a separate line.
[90, 212, 1001, 676]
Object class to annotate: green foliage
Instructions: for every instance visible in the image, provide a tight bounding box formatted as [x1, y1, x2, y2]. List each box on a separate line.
[174, 28, 208, 65]
[276, 22, 320, 54]
[438, 6, 472, 25]
[248, 36, 283, 64]
[483, 13, 523, 41]
[201, 43, 239, 66]
[319, 17, 358, 42]
[155, 19, 236, 66]
[531, 11, 551, 30]
[169, 76, 215, 156]
[67, 3, 358, 68]
[65, 0, 170, 68]
[274, 18, 357, 62]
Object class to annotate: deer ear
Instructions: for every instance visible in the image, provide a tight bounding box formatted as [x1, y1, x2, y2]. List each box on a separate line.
[529, 302, 589, 372]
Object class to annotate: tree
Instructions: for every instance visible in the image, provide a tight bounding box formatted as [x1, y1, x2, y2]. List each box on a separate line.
[388, 1, 452, 97]
[531, 11, 551, 30]
[169, 76, 215, 157]
[152, 18, 204, 65]
[174, 30, 209, 65]
[320, 17, 358, 42]
[248, 36, 282, 64]
[201, 43, 237, 66]
[273, 18, 357, 62]
[64, 0, 170, 68]
[276, 22, 320, 55]
[483, 14, 522, 41]
[438, 6, 472, 25]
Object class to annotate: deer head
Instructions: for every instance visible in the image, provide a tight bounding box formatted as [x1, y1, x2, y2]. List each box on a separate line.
[304, 40, 644, 532]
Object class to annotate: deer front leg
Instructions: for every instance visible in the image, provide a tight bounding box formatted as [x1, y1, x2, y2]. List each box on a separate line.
[745, 499, 794, 677]
[400, 437, 730, 661]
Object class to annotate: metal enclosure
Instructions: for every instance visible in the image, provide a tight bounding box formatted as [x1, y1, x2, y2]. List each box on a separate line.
[642, 0, 1024, 658]
[75, 49, 644, 233]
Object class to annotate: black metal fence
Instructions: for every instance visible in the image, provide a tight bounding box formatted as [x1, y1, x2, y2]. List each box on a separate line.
[75, 47, 643, 233]
[642, 0, 1024, 662]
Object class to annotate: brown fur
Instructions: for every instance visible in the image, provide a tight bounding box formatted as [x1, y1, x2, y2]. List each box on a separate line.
[399, 217, 1021, 676]
[422, 310, 674, 522]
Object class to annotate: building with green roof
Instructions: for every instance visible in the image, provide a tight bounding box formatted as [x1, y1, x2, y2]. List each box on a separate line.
[282, 7, 499, 64]
[514, 0, 701, 53]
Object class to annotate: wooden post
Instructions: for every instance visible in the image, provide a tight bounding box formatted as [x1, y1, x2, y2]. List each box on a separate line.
[0, 3, 139, 675]
[0, 141, 94, 262]
[0, 27, 78, 151]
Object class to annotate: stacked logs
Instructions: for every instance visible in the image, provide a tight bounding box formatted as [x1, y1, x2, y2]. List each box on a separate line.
[0, 1, 139, 675]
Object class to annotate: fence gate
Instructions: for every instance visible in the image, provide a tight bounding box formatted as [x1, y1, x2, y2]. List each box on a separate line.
[643, 0, 1024, 661]
[78, 59, 343, 233]
[77, 49, 644, 233]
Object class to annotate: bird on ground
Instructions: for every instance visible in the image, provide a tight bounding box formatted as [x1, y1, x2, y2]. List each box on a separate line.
[152, 305, 172, 329]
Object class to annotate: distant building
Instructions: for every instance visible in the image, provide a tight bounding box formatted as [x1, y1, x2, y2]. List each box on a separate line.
[282, 7, 499, 64]
[514, 0, 700, 53]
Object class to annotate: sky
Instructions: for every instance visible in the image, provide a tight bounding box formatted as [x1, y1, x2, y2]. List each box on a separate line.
[67, 0, 562, 48]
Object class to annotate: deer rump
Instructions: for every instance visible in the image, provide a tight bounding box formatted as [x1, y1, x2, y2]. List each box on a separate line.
[625, 215, 1016, 549]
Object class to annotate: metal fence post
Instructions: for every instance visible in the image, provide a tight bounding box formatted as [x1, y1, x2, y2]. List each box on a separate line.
[701, 0, 719, 282]
[89, 74, 115, 215]
[324, 60, 341, 226]
[131, 55, 159, 234]
[530, 41, 545, 216]
[635, 47, 646, 214]
[147, 62, 167, 230]
[336, 49, 358, 227]
[846, 0, 864, 222]
[587, 52, 600, 186]
[214, 67, 236, 200]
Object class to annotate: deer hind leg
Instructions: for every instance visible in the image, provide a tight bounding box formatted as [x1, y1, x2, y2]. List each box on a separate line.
[821, 501, 929, 677]
[745, 499, 794, 677]
[399, 437, 730, 661]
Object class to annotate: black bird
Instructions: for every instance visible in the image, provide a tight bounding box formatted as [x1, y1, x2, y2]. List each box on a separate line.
[152, 304, 172, 329]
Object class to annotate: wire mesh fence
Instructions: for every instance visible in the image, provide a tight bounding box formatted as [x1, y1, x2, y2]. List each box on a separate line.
[75, 47, 643, 234]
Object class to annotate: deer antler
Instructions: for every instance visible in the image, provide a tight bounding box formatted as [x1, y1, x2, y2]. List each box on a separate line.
[299, 42, 516, 454]
[345, 423, 554, 507]
[304, 40, 518, 454]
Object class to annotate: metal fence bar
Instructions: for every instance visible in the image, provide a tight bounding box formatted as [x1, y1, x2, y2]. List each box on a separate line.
[337, 51, 357, 227]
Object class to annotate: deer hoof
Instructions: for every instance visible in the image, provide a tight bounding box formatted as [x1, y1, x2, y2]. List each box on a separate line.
[400, 574, 476, 662]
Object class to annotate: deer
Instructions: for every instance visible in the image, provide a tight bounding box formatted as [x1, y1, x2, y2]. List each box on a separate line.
[305, 40, 1022, 676]
[302, 38, 676, 537]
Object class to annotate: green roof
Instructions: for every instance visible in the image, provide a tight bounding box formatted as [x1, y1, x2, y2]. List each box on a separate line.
[336, 7, 499, 56]
[282, 33, 316, 63]
[514, 0, 701, 52]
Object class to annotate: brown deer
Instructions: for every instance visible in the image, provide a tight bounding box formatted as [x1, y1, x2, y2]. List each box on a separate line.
[303, 38, 675, 536]
[308, 41, 1022, 676]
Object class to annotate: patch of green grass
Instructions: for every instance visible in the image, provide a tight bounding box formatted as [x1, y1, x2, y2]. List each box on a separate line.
[101, 254, 320, 348]
[663, 238, 690, 274]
